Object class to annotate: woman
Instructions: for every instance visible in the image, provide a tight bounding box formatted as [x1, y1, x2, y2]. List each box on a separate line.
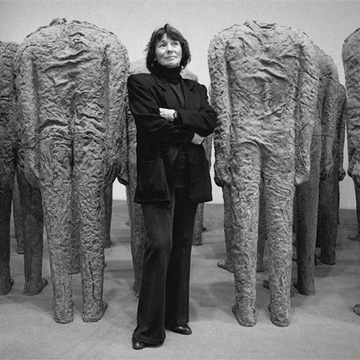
[127, 24, 217, 349]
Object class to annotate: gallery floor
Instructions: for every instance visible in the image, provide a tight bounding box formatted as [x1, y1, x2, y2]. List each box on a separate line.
[1, 200, 360, 360]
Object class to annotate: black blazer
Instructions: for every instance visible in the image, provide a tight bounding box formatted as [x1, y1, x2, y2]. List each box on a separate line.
[127, 72, 217, 204]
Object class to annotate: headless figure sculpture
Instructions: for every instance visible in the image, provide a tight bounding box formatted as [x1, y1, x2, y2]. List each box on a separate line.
[15, 19, 129, 323]
[342, 27, 360, 316]
[316, 83, 346, 265]
[0, 41, 47, 296]
[295, 45, 339, 295]
[209, 21, 319, 327]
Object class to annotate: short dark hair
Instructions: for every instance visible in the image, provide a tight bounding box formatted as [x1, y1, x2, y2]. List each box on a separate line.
[145, 23, 191, 72]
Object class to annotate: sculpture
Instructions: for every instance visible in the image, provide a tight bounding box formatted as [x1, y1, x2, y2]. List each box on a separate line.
[342, 27, 360, 317]
[124, 60, 210, 296]
[70, 183, 113, 275]
[12, 174, 25, 254]
[294, 45, 339, 295]
[15, 19, 129, 323]
[316, 83, 347, 265]
[209, 21, 318, 327]
[348, 180, 360, 242]
[0, 41, 46, 296]
[217, 179, 267, 273]
[215, 184, 234, 273]
[103, 184, 113, 248]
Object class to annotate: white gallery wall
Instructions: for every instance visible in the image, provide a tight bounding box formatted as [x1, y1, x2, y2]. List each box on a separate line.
[1, 0, 359, 207]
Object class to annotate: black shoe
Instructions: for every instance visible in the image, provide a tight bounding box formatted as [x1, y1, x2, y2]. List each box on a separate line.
[132, 337, 162, 350]
[132, 337, 147, 350]
[171, 324, 192, 335]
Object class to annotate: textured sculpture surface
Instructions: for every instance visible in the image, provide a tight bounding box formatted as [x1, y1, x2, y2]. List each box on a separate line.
[12, 174, 25, 254]
[343, 28, 360, 244]
[316, 83, 347, 264]
[342, 27, 360, 317]
[349, 178, 360, 242]
[343, 28, 360, 184]
[209, 21, 318, 327]
[295, 45, 339, 295]
[15, 19, 129, 323]
[70, 184, 113, 275]
[217, 180, 266, 273]
[0, 41, 46, 296]
[124, 60, 209, 296]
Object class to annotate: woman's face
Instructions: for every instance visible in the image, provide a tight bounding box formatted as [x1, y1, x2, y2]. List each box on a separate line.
[155, 33, 182, 68]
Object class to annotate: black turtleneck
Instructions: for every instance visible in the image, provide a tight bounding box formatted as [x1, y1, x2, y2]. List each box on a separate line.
[152, 62, 186, 108]
[151, 62, 182, 85]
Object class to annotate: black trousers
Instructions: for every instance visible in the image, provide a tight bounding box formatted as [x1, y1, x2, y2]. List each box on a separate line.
[133, 188, 198, 345]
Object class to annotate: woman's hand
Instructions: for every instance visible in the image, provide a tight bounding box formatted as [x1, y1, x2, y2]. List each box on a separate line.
[159, 107, 176, 121]
[191, 133, 205, 145]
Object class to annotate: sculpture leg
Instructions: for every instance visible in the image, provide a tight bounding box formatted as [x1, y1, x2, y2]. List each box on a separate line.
[231, 142, 260, 327]
[264, 154, 294, 327]
[217, 184, 234, 273]
[103, 184, 113, 248]
[75, 137, 107, 322]
[69, 182, 112, 275]
[295, 135, 321, 295]
[12, 173, 25, 254]
[257, 179, 267, 273]
[192, 203, 204, 246]
[16, 169, 47, 295]
[0, 139, 15, 295]
[70, 180, 81, 275]
[348, 178, 360, 241]
[0, 188, 13, 295]
[318, 167, 338, 265]
[40, 138, 74, 323]
[219, 181, 266, 274]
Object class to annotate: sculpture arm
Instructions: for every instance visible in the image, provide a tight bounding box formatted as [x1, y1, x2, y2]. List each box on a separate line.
[117, 98, 130, 186]
[346, 95, 360, 182]
[208, 32, 231, 187]
[338, 87, 347, 181]
[104, 38, 130, 186]
[294, 34, 319, 185]
[319, 57, 339, 180]
[342, 31, 360, 184]
[15, 44, 41, 188]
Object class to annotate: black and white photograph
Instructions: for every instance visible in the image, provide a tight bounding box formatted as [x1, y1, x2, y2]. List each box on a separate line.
[1, 0, 360, 359]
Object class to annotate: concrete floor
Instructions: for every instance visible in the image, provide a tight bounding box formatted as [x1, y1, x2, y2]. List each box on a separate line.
[1, 200, 360, 360]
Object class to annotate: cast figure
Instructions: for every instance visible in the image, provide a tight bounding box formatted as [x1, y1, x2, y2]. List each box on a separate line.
[15, 19, 129, 323]
[316, 83, 347, 265]
[348, 179, 360, 242]
[128, 24, 216, 349]
[217, 179, 267, 273]
[70, 183, 114, 275]
[342, 27, 360, 316]
[209, 21, 318, 327]
[12, 174, 25, 254]
[103, 184, 113, 248]
[0, 41, 46, 296]
[295, 45, 339, 295]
